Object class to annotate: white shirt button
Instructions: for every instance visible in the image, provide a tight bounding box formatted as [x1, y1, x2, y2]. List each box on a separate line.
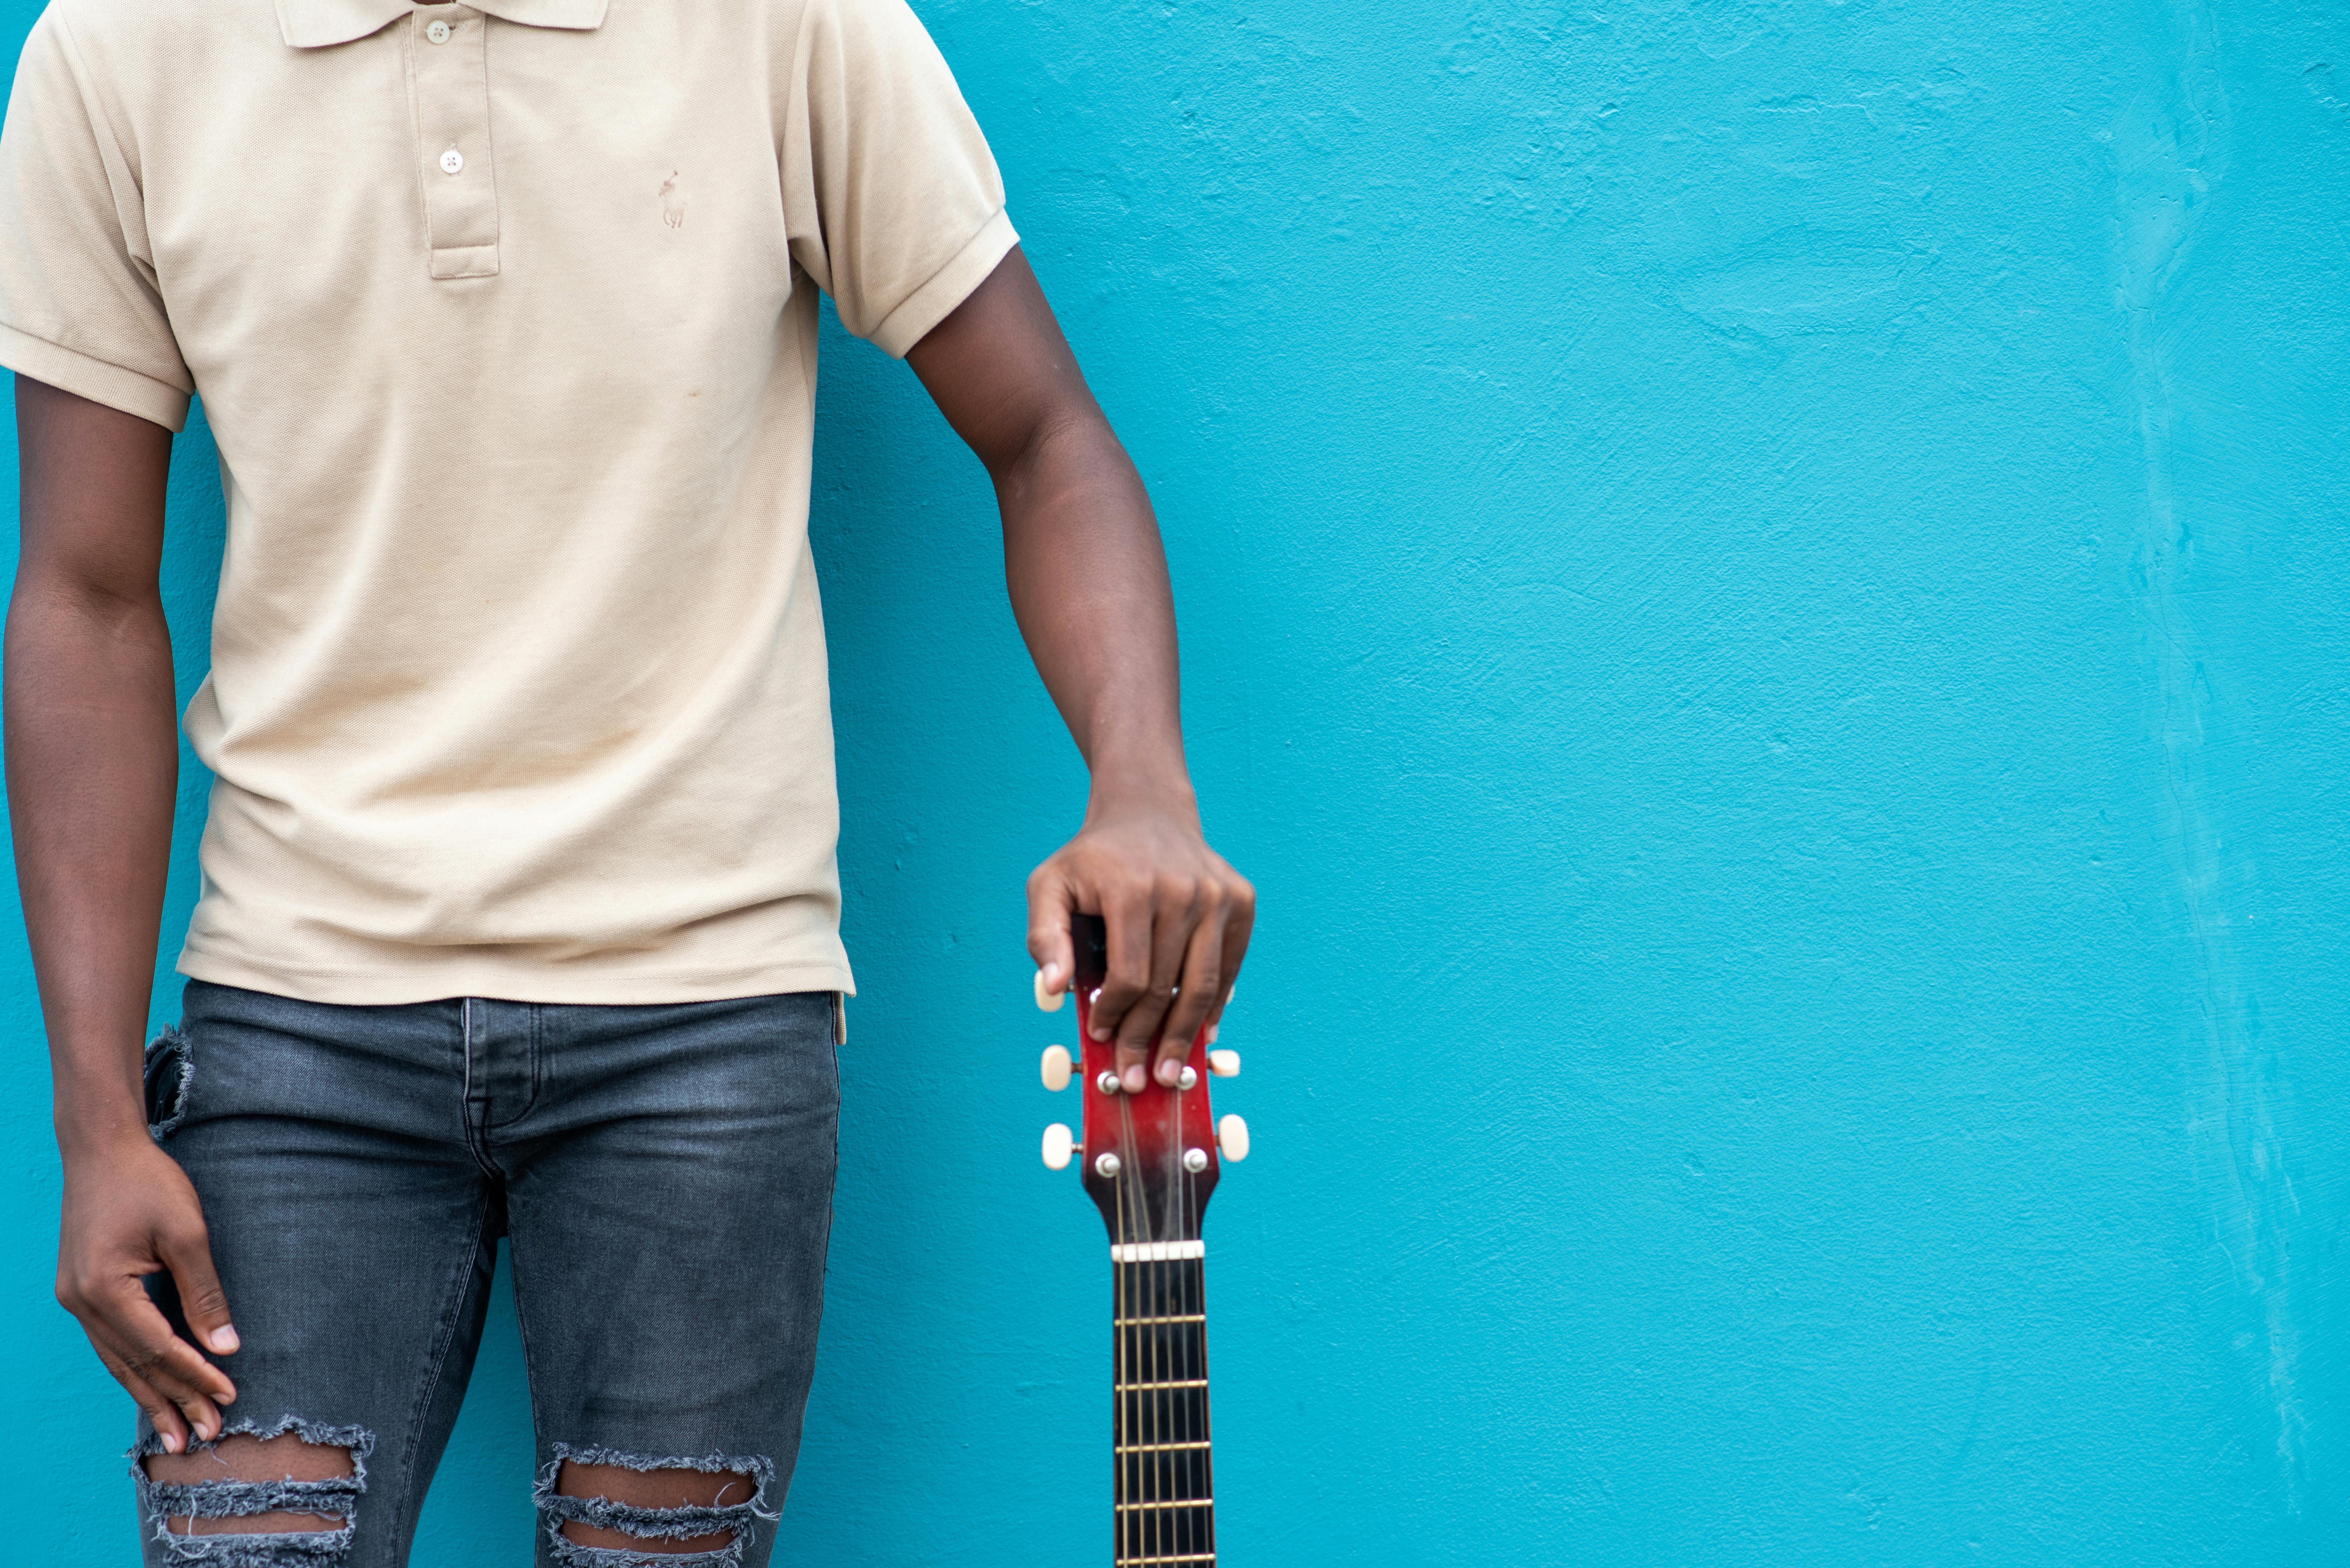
[439, 148, 465, 175]
[426, 19, 452, 43]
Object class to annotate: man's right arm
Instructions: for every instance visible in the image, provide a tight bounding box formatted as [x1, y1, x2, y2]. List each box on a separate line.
[8, 373, 236, 1452]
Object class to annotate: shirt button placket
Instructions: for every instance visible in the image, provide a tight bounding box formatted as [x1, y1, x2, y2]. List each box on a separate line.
[410, 6, 500, 279]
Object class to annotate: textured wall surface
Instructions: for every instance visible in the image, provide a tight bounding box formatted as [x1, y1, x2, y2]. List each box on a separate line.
[4, 1, 2347, 1563]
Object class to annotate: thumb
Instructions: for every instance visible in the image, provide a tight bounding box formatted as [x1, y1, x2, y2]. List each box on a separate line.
[157, 1222, 238, 1358]
[1027, 866, 1078, 1006]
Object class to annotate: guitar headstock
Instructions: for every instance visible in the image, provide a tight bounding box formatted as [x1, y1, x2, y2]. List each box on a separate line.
[1039, 914, 1245, 1247]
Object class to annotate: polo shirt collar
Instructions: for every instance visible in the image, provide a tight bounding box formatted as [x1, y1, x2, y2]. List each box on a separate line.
[277, 0, 610, 49]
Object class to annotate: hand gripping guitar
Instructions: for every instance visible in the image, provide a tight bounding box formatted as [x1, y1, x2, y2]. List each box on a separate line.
[1038, 913, 1248, 1568]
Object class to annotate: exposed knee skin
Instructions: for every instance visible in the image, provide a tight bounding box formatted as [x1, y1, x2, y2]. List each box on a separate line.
[141, 1429, 359, 1535]
[556, 1460, 753, 1553]
[535, 1445, 777, 1564]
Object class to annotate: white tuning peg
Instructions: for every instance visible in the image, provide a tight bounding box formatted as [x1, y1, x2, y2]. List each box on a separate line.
[1216, 1113, 1250, 1163]
[1040, 1044, 1073, 1092]
[1042, 1123, 1075, 1170]
[1206, 1049, 1240, 1078]
[1034, 969, 1065, 1012]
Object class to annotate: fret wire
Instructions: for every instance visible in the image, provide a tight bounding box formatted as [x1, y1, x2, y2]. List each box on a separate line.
[1117, 1440, 1212, 1453]
[1116, 1314, 1207, 1325]
[1114, 1554, 1218, 1565]
[1115, 1378, 1209, 1390]
[1118, 1497, 1215, 1511]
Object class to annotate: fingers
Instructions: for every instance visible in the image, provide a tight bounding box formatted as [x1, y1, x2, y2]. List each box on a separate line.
[1152, 902, 1231, 1085]
[1116, 899, 1196, 1089]
[1025, 866, 1077, 1007]
[159, 1223, 240, 1360]
[63, 1267, 238, 1448]
[89, 1340, 189, 1454]
[1091, 884, 1167, 1089]
[1027, 821, 1255, 1093]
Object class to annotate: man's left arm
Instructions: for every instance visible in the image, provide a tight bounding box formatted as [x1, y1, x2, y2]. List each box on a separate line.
[906, 248, 1253, 1092]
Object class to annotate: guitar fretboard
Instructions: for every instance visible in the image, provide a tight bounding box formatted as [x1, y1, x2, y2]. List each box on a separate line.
[1113, 1255, 1215, 1566]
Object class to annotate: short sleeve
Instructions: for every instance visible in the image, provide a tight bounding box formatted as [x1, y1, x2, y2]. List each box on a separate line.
[0, 10, 191, 430]
[778, 0, 1018, 358]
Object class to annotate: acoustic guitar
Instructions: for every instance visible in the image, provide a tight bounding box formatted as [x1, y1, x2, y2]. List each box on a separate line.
[1037, 912, 1249, 1568]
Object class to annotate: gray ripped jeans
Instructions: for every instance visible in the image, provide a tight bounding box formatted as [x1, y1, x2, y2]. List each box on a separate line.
[134, 979, 841, 1567]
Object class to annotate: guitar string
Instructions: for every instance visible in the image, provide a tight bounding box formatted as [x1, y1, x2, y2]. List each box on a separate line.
[1081, 966, 1120, 1563]
[1173, 1068, 1189, 1557]
[1117, 1079, 1148, 1561]
[1112, 1020, 1137, 1564]
[1135, 1018, 1156, 1557]
[1184, 1072, 1206, 1558]
[1118, 1091, 1156, 1568]
[1150, 1088, 1170, 1559]
[1172, 1054, 1192, 1556]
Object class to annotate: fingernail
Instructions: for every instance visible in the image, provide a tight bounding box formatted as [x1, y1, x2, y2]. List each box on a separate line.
[1123, 1064, 1147, 1092]
[162, 1433, 181, 1454]
[1157, 1057, 1181, 1086]
[207, 1326, 239, 1354]
[1205, 1022, 1220, 1044]
[1042, 962, 1063, 987]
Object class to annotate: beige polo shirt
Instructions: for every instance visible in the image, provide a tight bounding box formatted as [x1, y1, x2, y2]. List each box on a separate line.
[0, 0, 1019, 1002]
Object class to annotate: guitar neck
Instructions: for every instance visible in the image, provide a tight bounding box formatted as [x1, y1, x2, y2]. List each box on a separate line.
[1113, 1252, 1216, 1567]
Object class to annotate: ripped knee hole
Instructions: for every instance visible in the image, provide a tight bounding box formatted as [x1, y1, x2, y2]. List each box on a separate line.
[136, 1421, 369, 1546]
[538, 1446, 777, 1564]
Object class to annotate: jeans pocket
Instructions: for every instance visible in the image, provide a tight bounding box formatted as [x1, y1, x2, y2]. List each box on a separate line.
[143, 1026, 192, 1141]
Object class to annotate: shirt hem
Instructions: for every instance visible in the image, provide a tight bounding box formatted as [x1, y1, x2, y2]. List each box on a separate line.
[870, 208, 1020, 358]
[176, 944, 858, 1008]
[0, 322, 191, 431]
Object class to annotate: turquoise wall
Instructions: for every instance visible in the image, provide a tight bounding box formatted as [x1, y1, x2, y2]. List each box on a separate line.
[5, 0, 2347, 1562]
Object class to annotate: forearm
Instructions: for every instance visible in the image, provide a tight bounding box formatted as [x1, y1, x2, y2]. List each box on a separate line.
[908, 252, 1252, 1075]
[996, 416, 1195, 813]
[5, 582, 178, 1155]
[8, 374, 180, 1158]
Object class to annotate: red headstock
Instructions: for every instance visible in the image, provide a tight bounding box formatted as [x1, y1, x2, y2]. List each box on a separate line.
[1038, 914, 1241, 1248]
